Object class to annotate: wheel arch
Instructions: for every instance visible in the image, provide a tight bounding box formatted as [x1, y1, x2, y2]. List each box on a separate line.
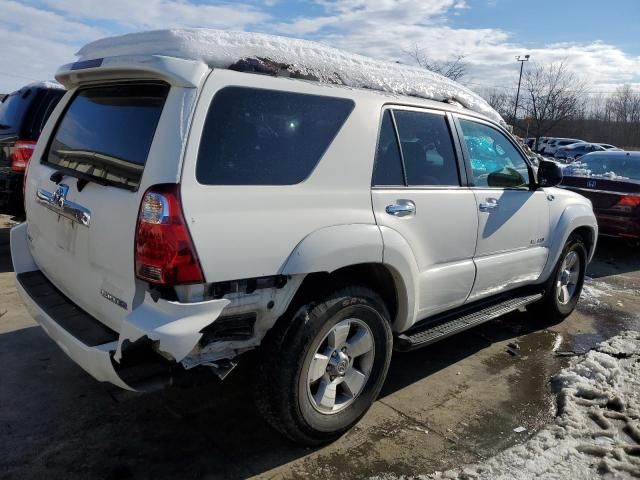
[279, 224, 418, 333]
[539, 203, 598, 283]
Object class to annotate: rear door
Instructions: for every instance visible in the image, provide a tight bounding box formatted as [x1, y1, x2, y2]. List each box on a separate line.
[25, 82, 178, 331]
[454, 115, 550, 301]
[372, 107, 477, 321]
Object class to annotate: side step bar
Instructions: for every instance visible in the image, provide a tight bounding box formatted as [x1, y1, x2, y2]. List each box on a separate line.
[395, 292, 543, 351]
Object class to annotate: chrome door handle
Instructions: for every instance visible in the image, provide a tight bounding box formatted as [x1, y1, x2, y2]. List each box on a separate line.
[479, 198, 499, 212]
[385, 200, 416, 217]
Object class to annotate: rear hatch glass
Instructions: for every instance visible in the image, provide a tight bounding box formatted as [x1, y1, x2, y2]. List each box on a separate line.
[43, 82, 169, 190]
[0, 89, 33, 136]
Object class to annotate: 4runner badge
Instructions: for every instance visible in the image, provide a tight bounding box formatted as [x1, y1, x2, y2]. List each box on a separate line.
[100, 289, 128, 310]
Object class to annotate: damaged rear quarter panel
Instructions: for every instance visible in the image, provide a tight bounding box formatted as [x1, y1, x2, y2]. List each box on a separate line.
[115, 293, 230, 363]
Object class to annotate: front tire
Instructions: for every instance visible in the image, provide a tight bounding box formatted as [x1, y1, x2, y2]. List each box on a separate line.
[531, 234, 587, 321]
[253, 286, 393, 445]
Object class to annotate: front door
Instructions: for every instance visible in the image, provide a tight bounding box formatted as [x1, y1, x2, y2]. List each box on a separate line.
[455, 116, 550, 301]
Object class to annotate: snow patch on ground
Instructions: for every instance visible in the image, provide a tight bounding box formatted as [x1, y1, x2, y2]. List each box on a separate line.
[75, 29, 502, 124]
[371, 331, 640, 479]
[580, 278, 636, 309]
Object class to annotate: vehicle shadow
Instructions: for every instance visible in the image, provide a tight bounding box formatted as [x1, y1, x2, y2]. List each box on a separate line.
[0, 227, 13, 273]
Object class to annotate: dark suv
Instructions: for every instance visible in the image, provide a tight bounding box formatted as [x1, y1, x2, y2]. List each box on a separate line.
[0, 82, 64, 214]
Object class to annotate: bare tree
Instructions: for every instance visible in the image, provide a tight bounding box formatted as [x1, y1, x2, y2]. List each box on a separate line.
[407, 45, 468, 81]
[482, 89, 514, 121]
[521, 61, 587, 145]
[606, 84, 640, 123]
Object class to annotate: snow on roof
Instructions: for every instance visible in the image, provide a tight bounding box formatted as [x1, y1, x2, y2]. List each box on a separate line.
[23, 80, 65, 90]
[76, 29, 503, 124]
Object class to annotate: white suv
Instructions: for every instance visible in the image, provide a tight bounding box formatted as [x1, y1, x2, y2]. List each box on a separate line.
[11, 30, 597, 445]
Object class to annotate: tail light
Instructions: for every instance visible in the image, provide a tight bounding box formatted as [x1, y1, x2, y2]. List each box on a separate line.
[135, 184, 204, 286]
[617, 195, 640, 208]
[10, 140, 37, 171]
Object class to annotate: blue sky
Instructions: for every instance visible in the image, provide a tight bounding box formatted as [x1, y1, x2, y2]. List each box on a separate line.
[451, 0, 640, 55]
[1, 0, 639, 95]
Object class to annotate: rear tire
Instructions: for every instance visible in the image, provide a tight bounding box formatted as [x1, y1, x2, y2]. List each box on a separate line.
[530, 234, 587, 321]
[253, 285, 393, 445]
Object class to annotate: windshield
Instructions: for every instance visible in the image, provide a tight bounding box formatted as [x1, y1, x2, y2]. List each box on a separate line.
[0, 89, 32, 133]
[44, 82, 169, 190]
[565, 155, 640, 181]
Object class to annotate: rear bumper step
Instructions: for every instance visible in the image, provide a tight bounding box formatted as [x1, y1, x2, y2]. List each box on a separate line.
[18, 271, 119, 347]
[395, 292, 543, 351]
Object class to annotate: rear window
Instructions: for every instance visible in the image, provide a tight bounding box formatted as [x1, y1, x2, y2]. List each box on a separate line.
[567, 155, 640, 180]
[196, 87, 354, 185]
[44, 83, 169, 190]
[0, 89, 33, 134]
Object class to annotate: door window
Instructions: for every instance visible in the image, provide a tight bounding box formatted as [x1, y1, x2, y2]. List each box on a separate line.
[372, 110, 404, 186]
[458, 118, 530, 189]
[394, 110, 460, 187]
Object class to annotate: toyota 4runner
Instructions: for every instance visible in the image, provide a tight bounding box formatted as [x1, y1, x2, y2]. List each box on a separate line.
[11, 29, 597, 445]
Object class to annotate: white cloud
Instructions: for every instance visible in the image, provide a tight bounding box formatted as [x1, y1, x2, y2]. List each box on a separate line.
[43, 0, 271, 31]
[0, 0, 638, 97]
[0, 1, 104, 91]
[270, 0, 640, 95]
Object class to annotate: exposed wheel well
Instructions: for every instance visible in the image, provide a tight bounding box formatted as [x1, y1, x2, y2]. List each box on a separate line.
[287, 264, 399, 325]
[572, 226, 595, 258]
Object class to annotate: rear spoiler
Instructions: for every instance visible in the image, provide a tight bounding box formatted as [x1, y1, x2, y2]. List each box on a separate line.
[55, 55, 209, 89]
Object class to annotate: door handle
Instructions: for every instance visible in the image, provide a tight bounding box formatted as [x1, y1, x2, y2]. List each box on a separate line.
[479, 198, 499, 212]
[386, 200, 416, 217]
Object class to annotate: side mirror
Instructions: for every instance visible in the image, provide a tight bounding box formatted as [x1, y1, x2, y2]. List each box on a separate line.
[537, 160, 563, 187]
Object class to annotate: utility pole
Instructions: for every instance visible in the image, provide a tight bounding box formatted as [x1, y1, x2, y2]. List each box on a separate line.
[512, 54, 530, 129]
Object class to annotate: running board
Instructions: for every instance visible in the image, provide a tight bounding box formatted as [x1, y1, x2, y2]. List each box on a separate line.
[395, 292, 543, 352]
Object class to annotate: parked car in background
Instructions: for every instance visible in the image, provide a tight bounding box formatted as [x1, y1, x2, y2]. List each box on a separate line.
[543, 138, 585, 156]
[597, 143, 620, 151]
[535, 137, 551, 153]
[561, 151, 640, 239]
[0, 81, 64, 215]
[555, 142, 606, 162]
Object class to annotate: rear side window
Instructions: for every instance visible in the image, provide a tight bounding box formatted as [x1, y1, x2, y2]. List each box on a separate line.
[393, 110, 460, 186]
[0, 89, 34, 135]
[372, 111, 404, 186]
[196, 87, 354, 185]
[28, 90, 65, 140]
[45, 83, 169, 190]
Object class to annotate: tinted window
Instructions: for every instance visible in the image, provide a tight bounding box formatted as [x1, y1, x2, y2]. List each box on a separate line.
[196, 87, 354, 185]
[45, 83, 169, 190]
[393, 110, 459, 186]
[372, 111, 404, 186]
[0, 89, 34, 135]
[458, 119, 530, 189]
[32, 91, 64, 136]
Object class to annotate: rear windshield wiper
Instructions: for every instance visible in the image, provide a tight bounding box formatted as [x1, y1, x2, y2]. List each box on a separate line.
[49, 166, 135, 192]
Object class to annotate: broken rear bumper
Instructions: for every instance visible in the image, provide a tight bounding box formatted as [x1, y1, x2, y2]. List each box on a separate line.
[10, 222, 230, 390]
[15, 270, 134, 390]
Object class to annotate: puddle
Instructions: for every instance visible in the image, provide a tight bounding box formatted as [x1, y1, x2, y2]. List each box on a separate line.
[557, 333, 606, 355]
